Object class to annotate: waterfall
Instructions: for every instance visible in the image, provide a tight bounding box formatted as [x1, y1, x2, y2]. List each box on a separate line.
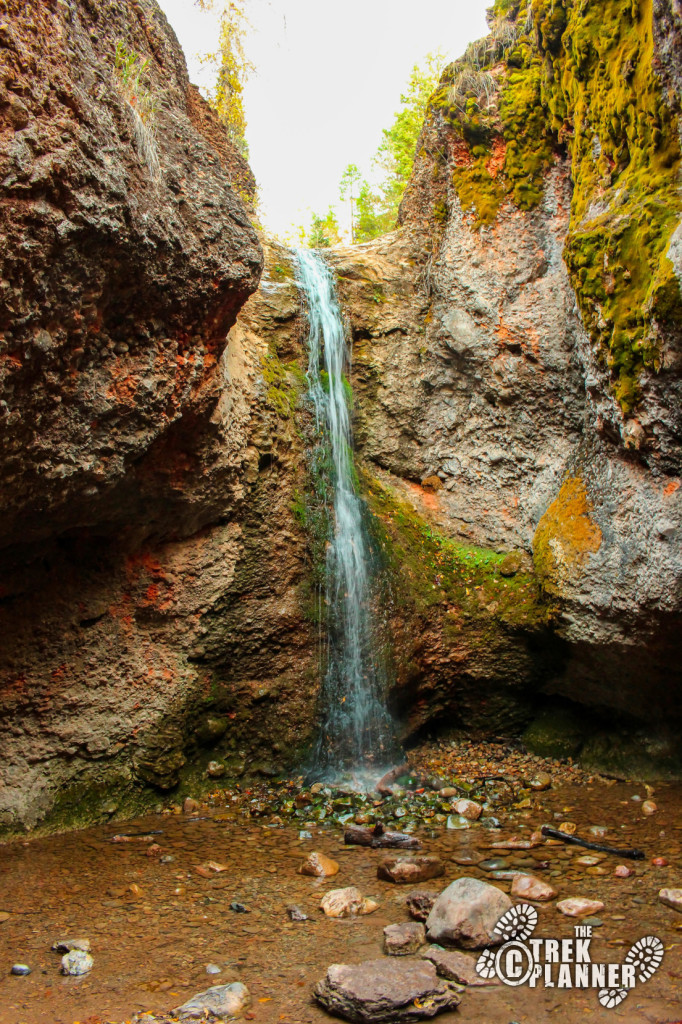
[294, 249, 398, 780]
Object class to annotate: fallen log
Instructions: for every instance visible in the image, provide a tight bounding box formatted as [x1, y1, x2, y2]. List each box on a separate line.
[540, 826, 645, 860]
[344, 822, 421, 849]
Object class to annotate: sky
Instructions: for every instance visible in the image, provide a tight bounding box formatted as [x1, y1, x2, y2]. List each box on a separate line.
[157, 0, 492, 239]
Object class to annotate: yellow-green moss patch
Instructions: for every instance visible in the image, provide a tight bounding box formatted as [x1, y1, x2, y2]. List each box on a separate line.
[533, 476, 602, 593]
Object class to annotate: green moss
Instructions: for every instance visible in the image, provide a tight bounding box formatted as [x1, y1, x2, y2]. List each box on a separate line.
[261, 350, 303, 419]
[533, 476, 602, 592]
[439, 0, 682, 413]
[363, 470, 550, 631]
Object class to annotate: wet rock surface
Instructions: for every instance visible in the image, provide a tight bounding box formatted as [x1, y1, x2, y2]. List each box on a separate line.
[314, 959, 461, 1023]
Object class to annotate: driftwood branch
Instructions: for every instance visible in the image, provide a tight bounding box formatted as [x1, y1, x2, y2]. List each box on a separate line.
[541, 826, 645, 860]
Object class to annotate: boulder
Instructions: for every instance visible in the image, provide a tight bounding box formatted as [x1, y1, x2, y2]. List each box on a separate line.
[314, 958, 461, 1022]
[176, 982, 250, 1020]
[377, 855, 445, 885]
[298, 851, 340, 877]
[383, 922, 426, 955]
[426, 877, 512, 949]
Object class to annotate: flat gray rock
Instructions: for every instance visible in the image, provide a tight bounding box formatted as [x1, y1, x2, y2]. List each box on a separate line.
[314, 958, 461, 1022]
[421, 945, 500, 986]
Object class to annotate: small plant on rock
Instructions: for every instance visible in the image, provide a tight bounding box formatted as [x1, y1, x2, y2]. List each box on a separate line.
[114, 41, 161, 179]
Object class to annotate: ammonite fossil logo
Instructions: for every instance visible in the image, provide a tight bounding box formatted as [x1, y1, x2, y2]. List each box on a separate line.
[475, 904, 664, 1009]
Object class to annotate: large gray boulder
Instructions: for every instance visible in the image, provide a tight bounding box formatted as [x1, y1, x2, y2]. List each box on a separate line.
[426, 877, 511, 949]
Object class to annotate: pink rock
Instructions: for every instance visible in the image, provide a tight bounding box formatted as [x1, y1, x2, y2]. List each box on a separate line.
[614, 865, 633, 878]
[556, 897, 604, 917]
[511, 874, 557, 901]
[658, 888, 682, 913]
[453, 799, 482, 821]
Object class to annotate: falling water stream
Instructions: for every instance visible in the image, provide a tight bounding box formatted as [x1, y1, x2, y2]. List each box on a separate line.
[294, 249, 398, 781]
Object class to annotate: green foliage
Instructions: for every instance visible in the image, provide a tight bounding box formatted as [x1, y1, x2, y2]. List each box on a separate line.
[306, 207, 343, 248]
[195, 0, 252, 156]
[114, 41, 157, 124]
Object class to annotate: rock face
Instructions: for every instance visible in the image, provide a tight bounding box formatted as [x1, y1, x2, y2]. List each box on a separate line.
[0, 0, 319, 834]
[314, 959, 462, 1023]
[425, 877, 512, 949]
[326, 0, 682, 766]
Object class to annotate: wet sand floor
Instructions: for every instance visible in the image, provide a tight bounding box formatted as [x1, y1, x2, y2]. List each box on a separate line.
[1, 781, 681, 1024]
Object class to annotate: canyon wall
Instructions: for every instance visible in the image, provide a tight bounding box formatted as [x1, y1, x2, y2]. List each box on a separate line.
[2, 0, 682, 835]
[328, 0, 682, 772]
[0, 0, 317, 833]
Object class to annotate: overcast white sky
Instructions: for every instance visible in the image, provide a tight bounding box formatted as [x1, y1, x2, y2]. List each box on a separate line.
[157, 0, 491, 238]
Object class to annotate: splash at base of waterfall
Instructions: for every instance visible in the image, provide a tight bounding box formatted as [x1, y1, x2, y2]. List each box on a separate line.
[294, 248, 399, 781]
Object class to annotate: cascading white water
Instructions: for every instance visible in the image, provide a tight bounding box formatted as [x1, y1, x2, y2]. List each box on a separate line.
[294, 249, 397, 778]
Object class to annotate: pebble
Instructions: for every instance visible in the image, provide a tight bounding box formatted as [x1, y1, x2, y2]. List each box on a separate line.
[558, 822, 577, 834]
[642, 800, 657, 815]
[383, 921, 426, 955]
[320, 887, 378, 918]
[206, 964, 222, 975]
[52, 938, 90, 953]
[574, 855, 601, 867]
[479, 858, 509, 871]
[10, 964, 31, 976]
[287, 905, 309, 922]
[298, 851, 340, 878]
[451, 853, 483, 866]
[528, 772, 551, 791]
[652, 857, 669, 867]
[230, 902, 250, 913]
[557, 898, 605, 917]
[614, 865, 633, 878]
[511, 874, 557, 901]
[453, 799, 482, 821]
[659, 888, 682, 913]
[61, 950, 94, 976]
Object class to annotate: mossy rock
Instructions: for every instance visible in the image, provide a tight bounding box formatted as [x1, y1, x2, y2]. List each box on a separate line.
[522, 704, 586, 759]
[195, 714, 229, 746]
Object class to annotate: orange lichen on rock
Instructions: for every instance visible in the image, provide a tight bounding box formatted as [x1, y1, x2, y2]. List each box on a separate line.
[533, 477, 602, 593]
